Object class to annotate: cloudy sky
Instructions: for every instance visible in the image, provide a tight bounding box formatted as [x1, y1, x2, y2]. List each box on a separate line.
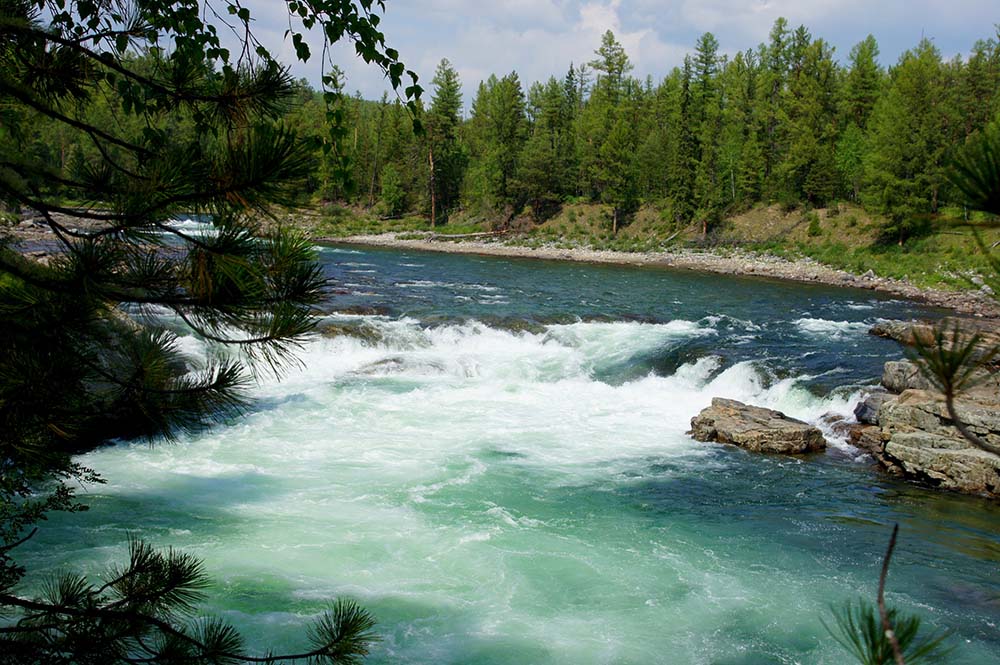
[244, 0, 998, 110]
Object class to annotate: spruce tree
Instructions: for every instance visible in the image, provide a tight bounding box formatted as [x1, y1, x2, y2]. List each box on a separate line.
[426, 59, 467, 224]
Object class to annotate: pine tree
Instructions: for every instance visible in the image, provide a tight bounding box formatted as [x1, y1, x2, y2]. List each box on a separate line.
[864, 39, 955, 243]
[594, 114, 637, 234]
[464, 73, 527, 220]
[589, 30, 633, 106]
[426, 59, 467, 225]
[843, 35, 884, 130]
[0, 1, 421, 660]
[517, 78, 572, 219]
[778, 36, 840, 205]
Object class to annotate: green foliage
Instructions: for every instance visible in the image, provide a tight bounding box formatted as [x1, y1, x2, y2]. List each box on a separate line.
[806, 212, 822, 236]
[0, 537, 377, 663]
[14, 19, 1000, 247]
[0, 0, 421, 660]
[950, 119, 1000, 215]
[378, 163, 407, 217]
[864, 40, 956, 243]
[426, 59, 468, 220]
[825, 600, 952, 665]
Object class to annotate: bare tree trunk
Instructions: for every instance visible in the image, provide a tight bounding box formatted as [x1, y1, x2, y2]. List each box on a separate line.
[613, 208, 618, 235]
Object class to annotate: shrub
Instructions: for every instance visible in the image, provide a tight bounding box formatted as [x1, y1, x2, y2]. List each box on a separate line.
[806, 212, 822, 237]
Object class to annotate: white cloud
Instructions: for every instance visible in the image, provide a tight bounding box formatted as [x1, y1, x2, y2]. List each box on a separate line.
[222, 0, 1000, 104]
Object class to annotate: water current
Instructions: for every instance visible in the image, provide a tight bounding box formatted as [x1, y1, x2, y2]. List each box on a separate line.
[19, 224, 1000, 664]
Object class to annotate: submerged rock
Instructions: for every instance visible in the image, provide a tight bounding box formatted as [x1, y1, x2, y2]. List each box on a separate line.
[689, 398, 826, 454]
[317, 322, 383, 345]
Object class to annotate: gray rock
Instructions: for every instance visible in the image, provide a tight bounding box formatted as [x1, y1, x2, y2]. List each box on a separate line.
[873, 390, 1000, 497]
[881, 360, 933, 393]
[317, 322, 383, 345]
[870, 318, 1000, 369]
[862, 269, 877, 280]
[854, 391, 893, 425]
[689, 398, 826, 455]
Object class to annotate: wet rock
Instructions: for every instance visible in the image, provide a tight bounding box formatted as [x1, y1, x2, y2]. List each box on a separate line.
[820, 412, 856, 439]
[328, 305, 393, 317]
[854, 391, 893, 425]
[317, 322, 383, 345]
[689, 398, 826, 454]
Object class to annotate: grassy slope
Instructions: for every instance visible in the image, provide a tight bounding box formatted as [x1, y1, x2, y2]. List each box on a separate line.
[306, 201, 1000, 292]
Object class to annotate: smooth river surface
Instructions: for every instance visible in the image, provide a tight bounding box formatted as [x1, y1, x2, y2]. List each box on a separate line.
[20, 236, 1000, 664]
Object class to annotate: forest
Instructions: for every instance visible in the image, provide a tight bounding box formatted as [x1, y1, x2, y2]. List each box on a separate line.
[16, 19, 1000, 245]
[4, 3, 1000, 663]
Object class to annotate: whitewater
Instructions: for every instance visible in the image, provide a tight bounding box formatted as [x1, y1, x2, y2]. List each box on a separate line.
[19, 237, 1000, 664]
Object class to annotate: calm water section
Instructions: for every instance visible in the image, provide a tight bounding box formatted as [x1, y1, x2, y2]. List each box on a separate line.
[20, 242, 1000, 664]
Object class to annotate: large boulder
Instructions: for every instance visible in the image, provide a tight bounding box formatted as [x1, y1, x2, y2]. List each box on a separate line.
[851, 321, 1000, 498]
[870, 318, 1000, 369]
[881, 360, 933, 393]
[873, 390, 1000, 497]
[690, 398, 826, 454]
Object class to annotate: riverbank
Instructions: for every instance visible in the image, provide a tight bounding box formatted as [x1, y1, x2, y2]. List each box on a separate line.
[7, 209, 999, 318]
[325, 232, 1000, 318]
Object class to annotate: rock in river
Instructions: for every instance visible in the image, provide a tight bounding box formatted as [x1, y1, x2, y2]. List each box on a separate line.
[689, 398, 827, 454]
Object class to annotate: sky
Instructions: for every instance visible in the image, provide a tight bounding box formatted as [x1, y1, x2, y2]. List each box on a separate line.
[242, 0, 999, 111]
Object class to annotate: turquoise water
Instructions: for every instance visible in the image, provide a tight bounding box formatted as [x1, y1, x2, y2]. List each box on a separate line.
[19, 240, 1000, 663]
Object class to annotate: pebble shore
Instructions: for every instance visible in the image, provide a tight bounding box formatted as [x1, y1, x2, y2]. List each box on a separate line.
[329, 232, 1000, 318]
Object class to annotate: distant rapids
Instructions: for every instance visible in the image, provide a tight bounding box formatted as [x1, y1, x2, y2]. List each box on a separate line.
[20, 235, 1000, 665]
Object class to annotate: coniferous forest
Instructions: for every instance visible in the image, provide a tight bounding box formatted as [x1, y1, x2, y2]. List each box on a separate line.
[5, 3, 1000, 664]
[17, 20, 1000, 245]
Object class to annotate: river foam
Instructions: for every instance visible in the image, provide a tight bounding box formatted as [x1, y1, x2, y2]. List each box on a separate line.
[25, 247, 999, 665]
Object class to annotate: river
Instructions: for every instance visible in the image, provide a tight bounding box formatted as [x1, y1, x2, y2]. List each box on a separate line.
[19, 238, 1000, 664]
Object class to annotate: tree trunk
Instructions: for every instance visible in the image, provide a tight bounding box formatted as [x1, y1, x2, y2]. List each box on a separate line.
[428, 146, 436, 229]
[613, 208, 618, 235]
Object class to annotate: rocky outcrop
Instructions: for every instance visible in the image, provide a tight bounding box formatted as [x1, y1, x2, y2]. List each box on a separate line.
[852, 355, 1000, 499]
[876, 390, 1000, 496]
[690, 398, 827, 454]
[871, 319, 1000, 368]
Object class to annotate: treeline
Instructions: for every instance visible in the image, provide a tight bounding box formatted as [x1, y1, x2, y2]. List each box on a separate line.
[17, 19, 1000, 242]
[331, 19, 1000, 242]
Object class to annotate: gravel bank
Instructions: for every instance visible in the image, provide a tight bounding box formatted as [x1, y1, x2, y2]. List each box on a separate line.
[327, 232, 1000, 318]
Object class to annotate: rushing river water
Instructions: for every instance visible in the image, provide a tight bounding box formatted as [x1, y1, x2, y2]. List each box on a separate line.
[19, 236, 1000, 664]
